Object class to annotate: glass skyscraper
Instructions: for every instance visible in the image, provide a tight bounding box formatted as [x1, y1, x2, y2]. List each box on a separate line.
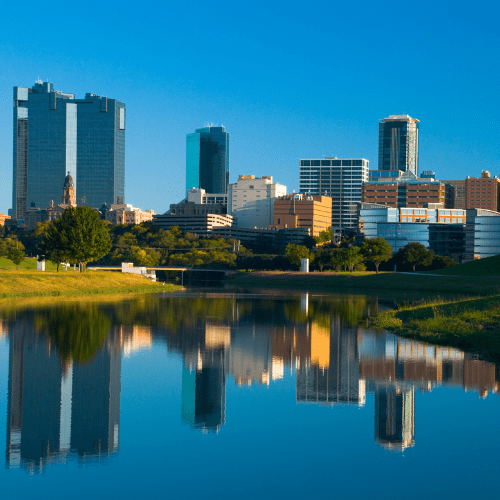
[12, 81, 125, 218]
[378, 115, 419, 176]
[186, 126, 229, 195]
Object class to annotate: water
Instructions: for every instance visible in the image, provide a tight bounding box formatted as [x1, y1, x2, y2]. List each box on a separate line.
[0, 292, 499, 499]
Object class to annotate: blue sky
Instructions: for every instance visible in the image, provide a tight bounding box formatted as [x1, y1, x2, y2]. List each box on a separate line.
[0, 0, 499, 215]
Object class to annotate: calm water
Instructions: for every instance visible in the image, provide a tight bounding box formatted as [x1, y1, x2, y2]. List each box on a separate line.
[0, 292, 499, 499]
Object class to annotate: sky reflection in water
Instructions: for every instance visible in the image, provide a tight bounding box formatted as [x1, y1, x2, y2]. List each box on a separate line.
[0, 293, 499, 499]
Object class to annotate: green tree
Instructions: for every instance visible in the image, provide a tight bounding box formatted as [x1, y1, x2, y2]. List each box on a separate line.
[7, 247, 26, 270]
[315, 227, 333, 245]
[341, 246, 363, 272]
[285, 244, 312, 269]
[399, 242, 434, 272]
[361, 237, 393, 273]
[42, 206, 112, 272]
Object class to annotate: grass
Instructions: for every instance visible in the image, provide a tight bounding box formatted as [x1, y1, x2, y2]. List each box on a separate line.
[427, 254, 500, 276]
[0, 256, 59, 271]
[226, 270, 500, 300]
[372, 295, 500, 361]
[0, 268, 181, 298]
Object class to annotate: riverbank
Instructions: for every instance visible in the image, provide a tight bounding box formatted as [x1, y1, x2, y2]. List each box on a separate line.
[372, 295, 500, 361]
[226, 271, 500, 300]
[0, 269, 180, 297]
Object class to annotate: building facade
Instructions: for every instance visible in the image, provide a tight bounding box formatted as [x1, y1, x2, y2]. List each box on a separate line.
[359, 203, 468, 257]
[229, 175, 286, 228]
[299, 158, 369, 228]
[105, 204, 155, 225]
[271, 194, 332, 237]
[12, 81, 125, 218]
[465, 209, 500, 260]
[465, 171, 500, 211]
[442, 179, 466, 209]
[186, 126, 229, 195]
[378, 114, 419, 176]
[361, 179, 454, 209]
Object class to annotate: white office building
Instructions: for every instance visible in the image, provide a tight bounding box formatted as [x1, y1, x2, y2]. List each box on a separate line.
[229, 175, 286, 228]
[299, 158, 369, 228]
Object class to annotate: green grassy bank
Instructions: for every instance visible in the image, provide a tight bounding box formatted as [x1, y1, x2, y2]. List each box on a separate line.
[226, 270, 500, 300]
[0, 269, 180, 298]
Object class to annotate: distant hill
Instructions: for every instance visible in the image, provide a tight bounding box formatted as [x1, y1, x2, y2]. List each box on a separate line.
[431, 254, 500, 277]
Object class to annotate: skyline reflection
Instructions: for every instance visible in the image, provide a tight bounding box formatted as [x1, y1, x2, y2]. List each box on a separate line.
[1, 293, 498, 471]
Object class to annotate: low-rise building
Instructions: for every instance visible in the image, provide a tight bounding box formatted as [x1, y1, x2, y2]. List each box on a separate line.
[358, 203, 468, 259]
[105, 204, 155, 225]
[362, 175, 454, 209]
[170, 188, 227, 216]
[465, 209, 500, 260]
[0, 213, 11, 227]
[152, 213, 233, 236]
[271, 194, 332, 237]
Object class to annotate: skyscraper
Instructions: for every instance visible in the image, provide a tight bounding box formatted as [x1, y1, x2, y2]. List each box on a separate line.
[299, 158, 369, 228]
[12, 80, 125, 218]
[378, 115, 419, 176]
[186, 126, 229, 195]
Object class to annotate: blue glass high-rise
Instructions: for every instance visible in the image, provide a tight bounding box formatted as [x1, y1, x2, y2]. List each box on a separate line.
[186, 126, 229, 195]
[12, 81, 125, 218]
[378, 115, 419, 176]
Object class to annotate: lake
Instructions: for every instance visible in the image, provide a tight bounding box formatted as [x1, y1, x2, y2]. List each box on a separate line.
[0, 292, 499, 499]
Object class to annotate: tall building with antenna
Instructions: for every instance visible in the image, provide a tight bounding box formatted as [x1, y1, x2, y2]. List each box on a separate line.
[186, 125, 229, 196]
[11, 80, 125, 218]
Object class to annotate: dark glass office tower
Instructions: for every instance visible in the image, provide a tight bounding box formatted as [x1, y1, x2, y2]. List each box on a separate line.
[186, 126, 229, 195]
[12, 81, 125, 218]
[378, 115, 419, 176]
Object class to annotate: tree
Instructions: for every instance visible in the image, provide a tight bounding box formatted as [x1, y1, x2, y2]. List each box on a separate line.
[42, 206, 112, 272]
[361, 237, 393, 273]
[341, 246, 363, 272]
[399, 242, 434, 272]
[285, 244, 312, 269]
[7, 247, 26, 270]
[315, 227, 333, 245]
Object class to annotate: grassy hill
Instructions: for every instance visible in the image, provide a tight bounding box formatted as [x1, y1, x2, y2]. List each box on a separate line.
[430, 254, 500, 277]
[0, 269, 179, 297]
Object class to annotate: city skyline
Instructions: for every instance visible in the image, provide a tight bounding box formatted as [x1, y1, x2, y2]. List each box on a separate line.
[0, 1, 498, 216]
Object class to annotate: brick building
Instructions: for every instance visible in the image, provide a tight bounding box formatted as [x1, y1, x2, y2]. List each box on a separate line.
[465, 171, 500, 211]
[271, 194, 332, 237]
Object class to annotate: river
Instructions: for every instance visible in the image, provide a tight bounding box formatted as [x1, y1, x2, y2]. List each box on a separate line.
[0, 292, 498, 499]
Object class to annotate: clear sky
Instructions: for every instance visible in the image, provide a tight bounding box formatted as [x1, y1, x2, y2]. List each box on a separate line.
[0, 0, 499, 215]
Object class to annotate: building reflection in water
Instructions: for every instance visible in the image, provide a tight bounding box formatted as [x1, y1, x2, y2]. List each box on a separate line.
[4, 319, 122, 472]
[2, 293, 500, 463]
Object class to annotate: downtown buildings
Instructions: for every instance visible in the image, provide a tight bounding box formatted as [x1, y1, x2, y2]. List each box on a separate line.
[12, 80, 125, 219]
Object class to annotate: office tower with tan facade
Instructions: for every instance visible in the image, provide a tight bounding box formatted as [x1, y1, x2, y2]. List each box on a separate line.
[465, 171, 500, 211]
[271, 193, 332, 237]
[299, 158, 369, 228]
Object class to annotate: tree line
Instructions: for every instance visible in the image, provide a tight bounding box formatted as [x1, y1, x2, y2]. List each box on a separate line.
[0, 207, 458, 273]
